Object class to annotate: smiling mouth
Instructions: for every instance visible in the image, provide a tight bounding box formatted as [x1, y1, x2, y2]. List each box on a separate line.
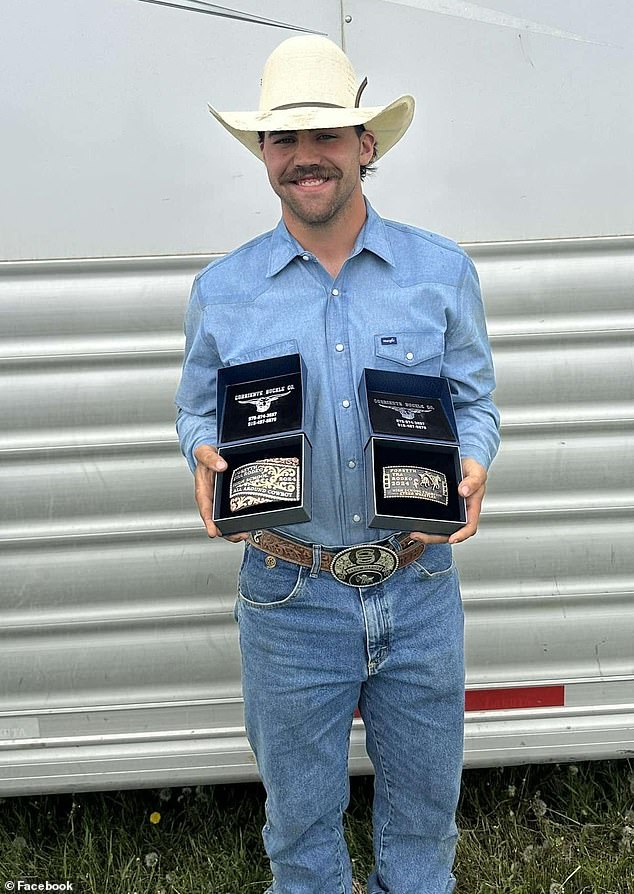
[283, 166, 339, 188]
[292, 176, 330, 188]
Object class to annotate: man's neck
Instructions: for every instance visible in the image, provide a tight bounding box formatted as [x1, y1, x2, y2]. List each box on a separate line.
[283, 194, 367, 279]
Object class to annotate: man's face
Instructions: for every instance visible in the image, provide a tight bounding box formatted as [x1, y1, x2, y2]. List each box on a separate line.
[260, 126, 375, 228]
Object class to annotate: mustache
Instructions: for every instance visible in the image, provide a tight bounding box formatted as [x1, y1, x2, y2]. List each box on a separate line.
[280, 165, 342, 184]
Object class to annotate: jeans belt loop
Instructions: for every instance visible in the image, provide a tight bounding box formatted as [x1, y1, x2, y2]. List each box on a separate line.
[387, 533, 403, 552]
[310, 543, 322, 578]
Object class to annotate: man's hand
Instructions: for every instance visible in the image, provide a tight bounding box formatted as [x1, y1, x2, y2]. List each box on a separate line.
[193, 444, 248, 542]
[408, 457, 488, 546]
[448, 457, 488, 544]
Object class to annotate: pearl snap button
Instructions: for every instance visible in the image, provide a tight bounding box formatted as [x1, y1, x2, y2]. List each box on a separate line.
[302, 254, 310, 261]
[342, 399, 350, 408]
[353, 514, 361, 523]
[335, 343, 344, 352]
[331, 288, 339, 296]
[348, 460, 356, 469]
[406, 351, 414, 360]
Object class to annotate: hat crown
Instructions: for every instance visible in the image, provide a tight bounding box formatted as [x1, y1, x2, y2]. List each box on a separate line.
[259, 36, 359, 112]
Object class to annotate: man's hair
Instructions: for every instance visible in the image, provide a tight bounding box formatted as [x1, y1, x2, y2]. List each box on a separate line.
[355, 125, 378, 181]
[257, 127, 378, 181]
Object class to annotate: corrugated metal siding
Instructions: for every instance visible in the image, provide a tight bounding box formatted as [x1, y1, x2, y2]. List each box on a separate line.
[1, 238, 633, 794]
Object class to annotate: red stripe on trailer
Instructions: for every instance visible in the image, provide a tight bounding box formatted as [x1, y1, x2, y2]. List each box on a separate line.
[354, 686, 565, 719]
[465, 685, 565, 712]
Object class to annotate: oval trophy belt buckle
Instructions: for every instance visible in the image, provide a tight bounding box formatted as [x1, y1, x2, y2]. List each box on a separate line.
[330, 545, 399, 588]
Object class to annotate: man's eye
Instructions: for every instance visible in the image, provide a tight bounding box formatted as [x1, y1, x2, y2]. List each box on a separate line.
[273, 137, 294, 145]
[318, 134, 336, 140]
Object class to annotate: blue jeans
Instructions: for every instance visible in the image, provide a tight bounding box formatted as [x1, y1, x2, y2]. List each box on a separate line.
[235, 541, 464, 894]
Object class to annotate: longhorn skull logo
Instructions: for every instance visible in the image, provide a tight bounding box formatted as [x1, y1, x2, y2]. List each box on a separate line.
[376, 400, 434, 420]
[237, 387, 293, 413]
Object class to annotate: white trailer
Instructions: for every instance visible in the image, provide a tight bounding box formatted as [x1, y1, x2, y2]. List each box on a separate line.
[1, 0, 633, 794]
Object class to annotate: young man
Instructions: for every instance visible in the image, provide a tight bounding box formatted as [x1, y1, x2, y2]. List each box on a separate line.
[176, 35, 500, 894]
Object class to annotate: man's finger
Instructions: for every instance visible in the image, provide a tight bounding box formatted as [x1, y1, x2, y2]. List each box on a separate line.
[458, 475, 482, 498]
[204, 519, 223, 538]
[449, 484, 485, 543]
[458, 458, 487, 497]
[194, 443, 227, 472]
[458, 472, 487, 498]
[448, 520, 478, 544]
[407, 531, 450, 545]
[194, 454, 223, 538]
[195, 486, 220, 537]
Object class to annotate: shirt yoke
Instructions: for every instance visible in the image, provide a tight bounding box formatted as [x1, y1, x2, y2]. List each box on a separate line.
[381, 218, 471, 288]
[194, 230, 277, 304]
[192, 214, 472, 302]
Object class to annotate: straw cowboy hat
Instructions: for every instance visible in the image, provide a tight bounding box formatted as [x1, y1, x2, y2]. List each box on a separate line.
[208, 35, 415, 161]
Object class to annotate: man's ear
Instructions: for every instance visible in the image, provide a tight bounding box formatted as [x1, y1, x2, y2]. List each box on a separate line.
[360, 129, 376, 164]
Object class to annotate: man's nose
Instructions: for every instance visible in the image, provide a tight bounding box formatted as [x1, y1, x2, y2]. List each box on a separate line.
[292, 132, 321, 165]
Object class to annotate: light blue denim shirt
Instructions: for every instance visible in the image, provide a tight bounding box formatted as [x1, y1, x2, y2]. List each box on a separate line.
[175, 201, 500, 547]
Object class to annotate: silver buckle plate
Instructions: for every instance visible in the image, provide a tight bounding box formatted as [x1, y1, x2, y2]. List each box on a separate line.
[330, 545, 399, 588]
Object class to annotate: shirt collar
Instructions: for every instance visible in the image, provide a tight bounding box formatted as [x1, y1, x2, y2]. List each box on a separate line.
[266, 218, 303, 278]
[351, 201, 396, 267]
[266, 200, 395, 278]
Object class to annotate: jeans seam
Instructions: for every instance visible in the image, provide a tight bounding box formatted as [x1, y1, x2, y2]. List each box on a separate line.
[337, 714, 355, 894]
[358, 589, 373, 671]
[363, 700, 394, 881]
[335, 790, 348, 894]
[376, 590, 391, 668]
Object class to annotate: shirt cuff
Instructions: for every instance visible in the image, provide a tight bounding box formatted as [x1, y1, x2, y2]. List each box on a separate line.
[459, 445, 493, 471]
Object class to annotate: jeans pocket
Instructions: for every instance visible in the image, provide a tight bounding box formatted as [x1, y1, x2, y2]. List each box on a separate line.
[238, 544, 307, 608]
[410, 543, 455, 580]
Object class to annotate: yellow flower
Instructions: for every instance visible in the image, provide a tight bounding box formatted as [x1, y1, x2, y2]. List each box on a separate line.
[149, 811, 161, 824]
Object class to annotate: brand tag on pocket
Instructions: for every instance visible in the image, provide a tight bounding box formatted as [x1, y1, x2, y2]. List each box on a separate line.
[380, 336, 397, 345]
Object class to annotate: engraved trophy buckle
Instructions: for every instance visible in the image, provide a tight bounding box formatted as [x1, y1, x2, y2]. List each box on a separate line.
[330, 544, 399, 588]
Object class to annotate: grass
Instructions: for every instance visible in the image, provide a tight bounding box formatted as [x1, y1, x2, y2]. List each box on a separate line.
[0, 761, 632, 893]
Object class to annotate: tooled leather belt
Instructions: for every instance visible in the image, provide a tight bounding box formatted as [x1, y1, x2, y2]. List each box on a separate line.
[247, 529, 425, 588]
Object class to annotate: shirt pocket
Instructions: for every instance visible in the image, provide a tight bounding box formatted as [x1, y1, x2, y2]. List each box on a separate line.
[374, 332, 444, 374]
[230, 339, 299, 366]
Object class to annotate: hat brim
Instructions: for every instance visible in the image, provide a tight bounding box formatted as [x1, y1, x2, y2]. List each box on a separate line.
[208, 95, 415, 161]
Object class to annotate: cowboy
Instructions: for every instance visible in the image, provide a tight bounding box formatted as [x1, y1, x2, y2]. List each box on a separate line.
[175, 35, 499, 894]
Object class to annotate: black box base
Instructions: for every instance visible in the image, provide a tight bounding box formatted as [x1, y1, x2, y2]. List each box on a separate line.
[365, 437, 466, 536]
[213, 435, 311, 536]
